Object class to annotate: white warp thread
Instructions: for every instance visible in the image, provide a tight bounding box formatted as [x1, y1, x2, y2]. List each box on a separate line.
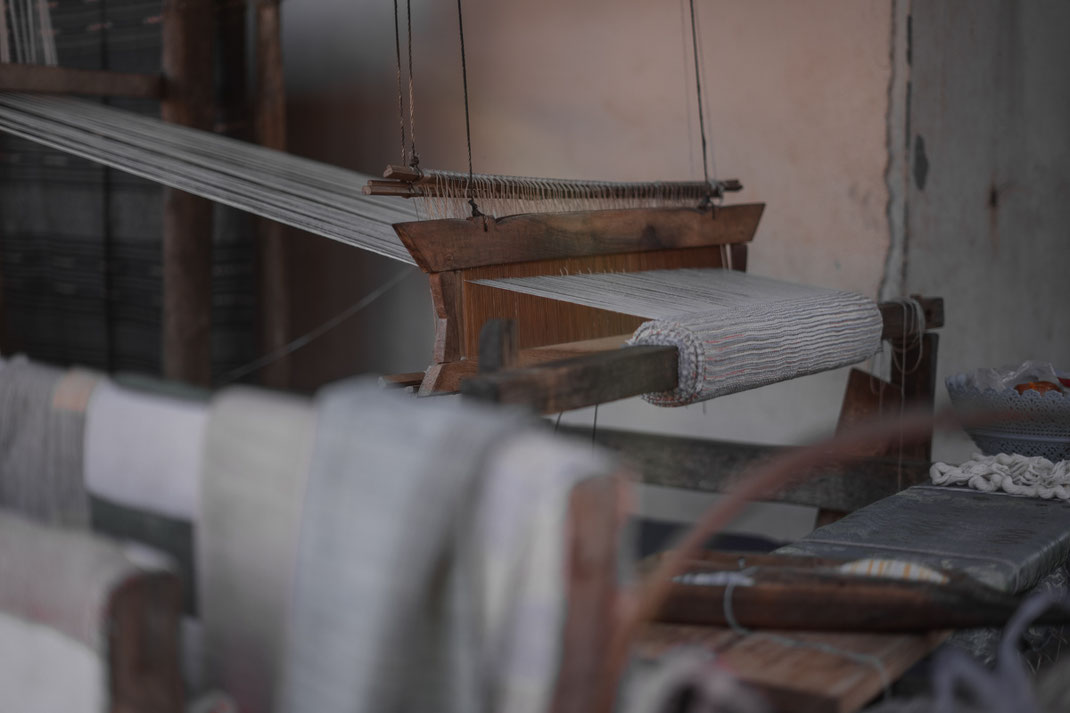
[0, 93, 419, 263]
[931, 454, 1070, 500]
[475, 269, 882, 406]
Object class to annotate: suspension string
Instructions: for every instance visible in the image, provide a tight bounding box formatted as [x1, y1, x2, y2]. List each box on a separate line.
[687, 0, 714, 203]
[405, 0, 419, 167]
[455, 0, 481, 217]
[393, 0, 407, 165]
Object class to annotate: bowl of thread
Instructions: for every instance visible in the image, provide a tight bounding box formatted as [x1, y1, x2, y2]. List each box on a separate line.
[946, 362, 1070, 461]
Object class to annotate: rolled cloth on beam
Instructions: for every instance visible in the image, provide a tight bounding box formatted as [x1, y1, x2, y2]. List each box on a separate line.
[474, 269, 883, 406]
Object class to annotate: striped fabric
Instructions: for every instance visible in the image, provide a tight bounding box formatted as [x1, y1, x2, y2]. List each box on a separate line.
[475, 269, 883, 406]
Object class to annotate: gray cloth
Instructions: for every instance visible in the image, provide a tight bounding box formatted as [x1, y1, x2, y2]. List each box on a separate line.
[0, 358, 94, 526]
[779, 485, 1070, 593]
[276, 381, 530, 713]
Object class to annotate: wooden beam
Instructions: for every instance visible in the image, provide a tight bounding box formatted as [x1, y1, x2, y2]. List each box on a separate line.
[0, 63, 164, 98]
[394, 204, 765, 272]
[477, 319, 518, 373]
[564, 426, 930, 512]
[461, 344, 678, 413]
[254, 0, 291, 388]
[161, 0, 214, 385]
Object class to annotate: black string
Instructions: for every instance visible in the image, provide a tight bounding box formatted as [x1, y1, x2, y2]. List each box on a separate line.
[456, 0, 481, 216]
[393, 0, 407, 164]
[687, 0, 714, 201]
[406, 0, 418, 166]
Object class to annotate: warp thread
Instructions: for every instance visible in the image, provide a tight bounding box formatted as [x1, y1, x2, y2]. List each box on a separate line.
[0, 0, 57, 65]
[931, 454, 1070, 500]
[0, 93, 420, 263]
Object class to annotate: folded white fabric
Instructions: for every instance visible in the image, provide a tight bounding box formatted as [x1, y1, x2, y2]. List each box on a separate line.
[197, 387, 317, 713]
[277, 380, 617, 713]
[931, 454, 1070, 500]
[84, 379, 208, 520]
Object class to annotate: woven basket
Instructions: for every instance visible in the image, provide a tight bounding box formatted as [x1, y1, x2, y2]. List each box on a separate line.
[946, 372, 1070, 460]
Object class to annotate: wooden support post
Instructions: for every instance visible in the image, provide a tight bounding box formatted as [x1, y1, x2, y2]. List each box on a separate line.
[161, 0, 214, 385]
[254, 0, 291, 388]
[477, 319, 518, 373]
[890, 332, 940, 464]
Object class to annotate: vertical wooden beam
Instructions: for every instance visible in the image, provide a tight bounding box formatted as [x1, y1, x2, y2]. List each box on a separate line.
[254, 0, 291, 388]
[890, 332, 940, 465]
[161, 0, 214, 385]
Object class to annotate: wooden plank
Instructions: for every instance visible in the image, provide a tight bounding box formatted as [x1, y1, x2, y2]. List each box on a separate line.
[461, 345, 678, 414]
[717, 629, 947, 713]
[161, 0, 214, 385]
[636, 624, 946, 713]
[0, 63, 164, 98]
[459, 245, 727, 357]
[565, 426, 929, 512]
[552, 475, 622, 713]
[889, 333, 940, 463]
[394, 204, 764, 272]
[254, 0, 291, 388]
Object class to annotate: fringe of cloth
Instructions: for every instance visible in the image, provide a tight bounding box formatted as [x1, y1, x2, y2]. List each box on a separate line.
[475, 269, 883, 407]
[0, 357, 96, 526]
[931, 454, 1070, 500]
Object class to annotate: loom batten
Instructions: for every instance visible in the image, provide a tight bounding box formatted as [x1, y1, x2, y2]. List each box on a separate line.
[392, 203, 764, 272]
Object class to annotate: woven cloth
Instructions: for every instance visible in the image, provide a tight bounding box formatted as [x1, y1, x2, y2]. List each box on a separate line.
[277, 380, 615, 713]
[931, 454, 1070, 500]
[196, 387, 317, 713]
[0, 357, 98, 525]
[779, 486, 1070, 593]
[473, 269, 883, 406]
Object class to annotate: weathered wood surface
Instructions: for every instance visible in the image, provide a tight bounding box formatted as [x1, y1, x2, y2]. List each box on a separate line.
[462, 345, 678, 414]
[552, 474, 624, 713]
[418, 334, 632, 396]
[395, 204, 764, 272]
[564, 426, 930, 512]
[161, 0, 214, 385]
[378, 372, 425, 389]
[0, 64, 164, 98]
[635, 623, 947, 713]
[653, 553, 1036, 631]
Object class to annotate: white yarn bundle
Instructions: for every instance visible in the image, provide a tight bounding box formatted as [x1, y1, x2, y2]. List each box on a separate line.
[931, 454, 1070, 500]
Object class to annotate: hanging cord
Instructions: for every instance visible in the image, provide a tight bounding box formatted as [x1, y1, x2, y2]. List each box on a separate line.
[455, 0, 482, 217]
[687, 0, 716, 206]
[393, 0, 407, 165]
[217, 269, 412, 385]
[405, 0, 419, 167]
